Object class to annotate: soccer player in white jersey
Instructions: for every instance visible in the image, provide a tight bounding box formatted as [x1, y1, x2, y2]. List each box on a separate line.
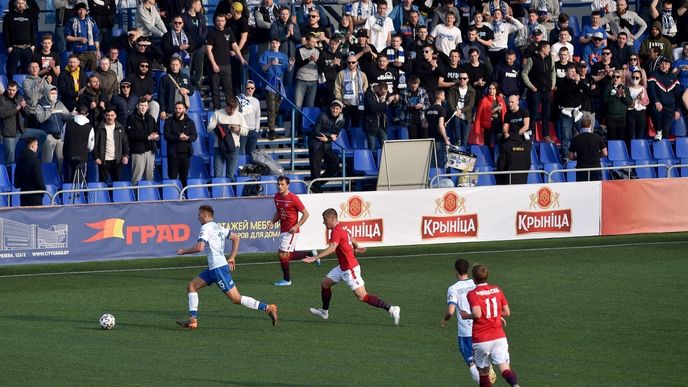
[176, 205, 278, 329]
[441, 258, 496, 384]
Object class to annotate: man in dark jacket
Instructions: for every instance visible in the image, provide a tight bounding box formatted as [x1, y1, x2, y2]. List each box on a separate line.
[3, 0, 37, 80]
[557, 63, 590, 159]
[87, 0, 116, 51]
[522, 41, 555, 142]
[14, 137, 46, 206]
[0, 81, 27, 164]
[94, 107, 129, 184]
[79, 75, 110, 126]
[308, 100, 345, 193]
[57, 54, 88, 112]
[648, 56, 685, 141]
[164, 102, 197, 187]
[158, 57, 195, 120]
[124, 59, 160, 120]
[126, 97, 160, 185]
[111, 81, 139, 126]
[364, 81, 398, 152]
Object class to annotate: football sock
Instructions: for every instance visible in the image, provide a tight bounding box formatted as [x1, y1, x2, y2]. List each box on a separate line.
[469, 364, 479, 383]
[501, 370, 518, 386]
[321, 286, 332, 310]
[240, 296, 267, 311]
[479, 374, 492, 387]
[279, 257, 290, 281]
[291, 251, 307, 260]
[363, 294, 391, 311]
[188, 292, 199, 318]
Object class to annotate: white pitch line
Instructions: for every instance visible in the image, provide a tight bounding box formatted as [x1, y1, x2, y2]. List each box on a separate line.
[0, 239, 686, 279]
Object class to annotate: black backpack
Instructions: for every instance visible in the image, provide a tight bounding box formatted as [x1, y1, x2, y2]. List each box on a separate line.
[242, 174, 264, 197]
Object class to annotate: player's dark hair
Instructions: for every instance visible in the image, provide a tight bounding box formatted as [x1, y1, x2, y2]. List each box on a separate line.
[591, 11, 601, 17]
[199, 205, 214, 216]
[472, 264, 489, 283]
[322, 208, 338, 219]
[277, 175, 290, 184]
[558, 13, 569, 23]
[455, 258, 469, 275]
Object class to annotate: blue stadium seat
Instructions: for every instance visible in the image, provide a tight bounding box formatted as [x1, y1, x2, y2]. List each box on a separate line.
[631, 139, 654, 161]
[42, 162, 61, 187]
[544, 162, 566, 183]
[60, 183, 86, 204]
[530, 144, 543, 169]
[137, 180, 161, 201]
[350, 126, 368, 149]
[11, 188, 21, 207]
[601, 159, 612, 180]
[332, 128, 352, 157]
[210, 177, 234, 198]
[189, 111, 207, 138]
[61, 51, 73, 67]
[87, 160, 99, 182]
[353, 149, 378, 176]
[538, 142, 560, 164]
[568, 15, 581, 38]
[87, 182, 111, 203]
[474, 166, 496, 186]
[471, 145, 495, 167]
[287, 174, 308, 194]
[188, 91, 204, 113]
[301, 107, 321, 136]
[607, 140, 632, 165]
[527, 165, 543, 184]
[186, 178, 209, 199]
[263, 175, 279, 196]
[566, 160, 577, 182]
[633, 159, 657, 179]
[112, 181, 136, 202]
[653, 139, 679, 177]
[43, 184, 58, 205]
[162, 179, 182, 200]
[188, 155, 210, 180]
[12, 74, 28, 87]
[675, 137, 688, 177]
[0, 165, 12, 192]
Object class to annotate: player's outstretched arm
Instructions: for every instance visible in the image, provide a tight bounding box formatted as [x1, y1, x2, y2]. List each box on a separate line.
[227, 233, 240, 271]
[303, 242, 337, 263]
[177, 240, 206, 256]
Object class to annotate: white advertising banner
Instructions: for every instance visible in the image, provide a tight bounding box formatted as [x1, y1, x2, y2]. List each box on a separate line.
[297, 182, 602, 250]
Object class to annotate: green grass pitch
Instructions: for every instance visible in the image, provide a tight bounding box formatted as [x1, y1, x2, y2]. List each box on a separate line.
[1, 233, 687, 386]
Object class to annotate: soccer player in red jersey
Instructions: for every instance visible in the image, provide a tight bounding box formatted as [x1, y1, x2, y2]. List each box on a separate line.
[461, 264, 520, 387]
[303, 208, 400, 325]
[267, 175, 318, 286]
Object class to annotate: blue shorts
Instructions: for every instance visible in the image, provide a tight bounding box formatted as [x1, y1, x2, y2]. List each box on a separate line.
[199, 265, 235, 293]
[457, 336, 474, 364]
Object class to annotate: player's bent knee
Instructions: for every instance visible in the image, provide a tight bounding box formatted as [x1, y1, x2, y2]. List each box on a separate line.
[186, 283, 196, 292]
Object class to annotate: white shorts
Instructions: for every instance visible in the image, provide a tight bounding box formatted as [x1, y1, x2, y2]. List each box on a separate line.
[278, 232, 299, 252]
[326, 265, 365, 291]
[472, 337, 510, 369]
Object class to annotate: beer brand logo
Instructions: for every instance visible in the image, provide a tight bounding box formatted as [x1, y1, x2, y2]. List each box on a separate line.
[517, 187, 571, 235]
[423, 193, 478, 239]
[83, 218, 191, 245]
[338, 196, 383, 242]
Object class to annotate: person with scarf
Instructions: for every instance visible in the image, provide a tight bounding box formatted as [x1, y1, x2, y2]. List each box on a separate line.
[352, 0, 377, 27]
[162, 16, 197, 70]
[517, 9, 547, 49]
[53, 0, 81, 55]
[237, 81, 261, 156]
[482, 0, 511, 22]
[57, 54, 88, 113]
[364, 1, 394, 52]
[529, 0, 560, 32]
[159, 57, 195, 121]
[65, 3, 101, 72]
[260, 38, 295, 140]
[334, 54, 369, 127]
[487, 9, 523, 69]
[254, 0, 280, 43]
[650, 0, 687, 45]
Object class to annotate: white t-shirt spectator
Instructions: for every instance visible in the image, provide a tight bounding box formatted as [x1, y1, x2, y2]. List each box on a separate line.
[365, 15, 395, 52]
[431, 24, 463, 57]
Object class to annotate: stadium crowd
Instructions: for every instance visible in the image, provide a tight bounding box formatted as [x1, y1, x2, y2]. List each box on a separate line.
[3, 0, 688, 202]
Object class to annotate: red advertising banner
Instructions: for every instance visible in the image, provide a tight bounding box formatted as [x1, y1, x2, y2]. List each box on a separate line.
[601, 179, 688, 235]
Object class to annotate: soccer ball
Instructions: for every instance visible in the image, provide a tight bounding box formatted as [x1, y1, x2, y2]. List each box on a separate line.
[99, 313, 116, 330]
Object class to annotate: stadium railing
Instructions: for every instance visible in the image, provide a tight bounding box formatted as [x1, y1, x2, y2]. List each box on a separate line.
[179, 178, 309, 199]
[545, 163, 674, 183]
[52, 182, 181, 205]
[0, 189, 53, 206]
[307, 176, 377, 193]
[430, 170, 550, 187]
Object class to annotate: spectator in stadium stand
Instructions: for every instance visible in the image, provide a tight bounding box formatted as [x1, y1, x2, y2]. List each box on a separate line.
[126, 36, 160, 76]
[493, 49, 522, 97]
[14, 137, 45, 207]
[214, 0, 247, 22]
[32, 34, 61, 87]
[389, 0, 424, 32]
[579, 11, 607, 46]
[432, 0, 460, 27]
[568, 116, 607, 182]
[3, 0, 37, 81]
[549, 13, 574, 45]
[576, 60, 597, 125]
[471, 12, 494, 52]
[182, 0, 208, 90]
[349, 29, 379, 75]
[602, 0, 647, 45]
[367, 55, 399, 102]
[400, 74, 430, 139]
[0, 81, 27, 165]
[455, 0, 472, 30]
[206, 14, 247, 110]
[551, 30, 574, 62]
[62, 104, 96, 183]
[79, 75, 109, 126]
[644, 47, 664, 74]
[626, 69, 650, 142]
[413, 44, 441, 93]
[111, 81, 138, 126]
[57, 54, 88, 113]
[517, 9, 547, 51]
[649, 0, 687, 46]
[459, 27, 488, 65]
[64, 3, 101, 72]
[554, 47, 573, 87]
[87, 0, 116, 51]
[292, 33, 321, 138]
[405, 24, 429, 69]
[437, 49, 464, 111]
[481, 0, 510, 23]
[427, 89, 450, 167]
[337, 14, 355, 53]
[254, 0, 280, 44]
[464, 48, 492, 102]
[640, 22, 674, 63]
[364, 81, 398, 152]
[522, 40, 555, 142]
[412, 0, 437, 20]
[531, 0, 560, 32]
[352, 0, 377, 27]
[53, 0, 82, 55]
[164, 102, 197, 187]
[270, 7, 301, 59]
[260, 38, 295, 140]
[23, 62, 51, 111]
[126, 97, 159, 185]
[207, 98, 248, 180]
[520, 28, 545, 61]
[296, 0, 331, 30]
[301, 9, 330, 49]
[624, 53, 647, 86]
[228, 3, 250, 95]
[159, 57, 195, 121]
[364, 1, 395, 53]
[591, 46, 619, 118]
[602, 70, 633, 142]
[473, 82, 507, 148]
[124, 59, 160, 120]
[450, 72, 476, 147]
[487, 9, 523, 67]
[558, 63, 590, 159]
[157, 0, 186, 25]
[137, 0, 168, 38]
[317, 35, 346, 106]
[430, 11, 462, 64]
[674, 44, 688, 88]
[334, 54, 369, 128]
[399, 10, 425, 50]
[94, 57, 119, 102]
[94, 107, 129, 184]
[308, 100, 346, 193]
[161, 16, 197, 71]
[237, 80, 261, 156]
[590, 0, 615, 13]
[498, 95, 532, 185]
[609, 32, 634, 68]
[648, 57, 684, 141]
[115, 28, 143, 57]
[582, 32, 606, 65]
[34, 86, 69, 168]
[107, 47, 125, 83]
